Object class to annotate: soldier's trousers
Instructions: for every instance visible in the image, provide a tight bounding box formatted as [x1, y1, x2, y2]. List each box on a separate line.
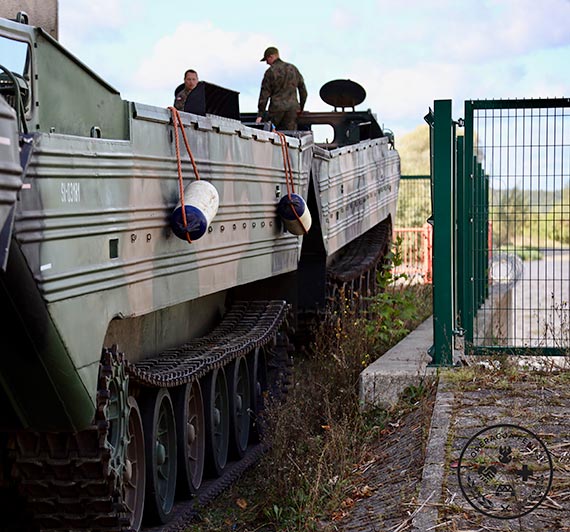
[270, 108, 298, 131]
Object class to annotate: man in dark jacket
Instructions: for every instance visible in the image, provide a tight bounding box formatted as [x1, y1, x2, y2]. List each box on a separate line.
[173, 69, 199, 111]
[255, 47, 307, 130]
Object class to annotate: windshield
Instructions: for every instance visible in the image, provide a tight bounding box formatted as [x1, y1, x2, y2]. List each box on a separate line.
[0, 35, 32, 117]
[0, 35, 30, 77]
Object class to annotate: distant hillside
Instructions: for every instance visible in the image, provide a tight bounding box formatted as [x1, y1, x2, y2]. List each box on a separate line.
[394, 124, 432, 227]
[397, 124, 430, 176]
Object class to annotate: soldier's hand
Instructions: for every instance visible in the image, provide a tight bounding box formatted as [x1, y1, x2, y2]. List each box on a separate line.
[255, 116, 262, 124]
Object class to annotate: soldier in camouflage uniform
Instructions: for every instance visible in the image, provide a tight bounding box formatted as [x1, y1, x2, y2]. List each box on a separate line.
[174, 69, 199, 111]
[256, 47, 307, 131]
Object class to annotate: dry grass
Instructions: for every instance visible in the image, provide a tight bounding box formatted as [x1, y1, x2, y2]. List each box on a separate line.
[186, 281, 433, 531]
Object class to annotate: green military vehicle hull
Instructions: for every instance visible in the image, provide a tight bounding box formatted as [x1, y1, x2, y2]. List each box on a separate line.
[0, 14, 399, 532]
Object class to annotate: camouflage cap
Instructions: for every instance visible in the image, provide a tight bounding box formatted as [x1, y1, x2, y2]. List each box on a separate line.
[260, 46, 279, 61]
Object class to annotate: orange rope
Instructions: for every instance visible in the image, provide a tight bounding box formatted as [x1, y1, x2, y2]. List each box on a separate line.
[275, 131, 295, 196]
[275, 130, 308, 235]
[168, 106, 201, 244]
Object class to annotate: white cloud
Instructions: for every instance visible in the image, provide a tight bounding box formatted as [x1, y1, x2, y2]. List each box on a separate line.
[59, 0, 139, 44]
[374, 0, 570, 65]
[132, 21, 271, 94]
[330, 7, 358, 30]
[500, 0, 570, 50]
[348, 61, 463, 135]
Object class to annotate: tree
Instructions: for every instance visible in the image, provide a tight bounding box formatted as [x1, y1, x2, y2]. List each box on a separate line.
[398, 124, 430, 175]
[546, 186, 570, 244]
[395, 124, 431, 227]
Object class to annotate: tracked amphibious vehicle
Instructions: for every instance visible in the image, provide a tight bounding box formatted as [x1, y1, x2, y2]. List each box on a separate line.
[0, 12, 400, 531]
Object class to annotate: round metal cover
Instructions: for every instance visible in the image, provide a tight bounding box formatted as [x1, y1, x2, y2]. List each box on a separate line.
[319, 79, 366, 108]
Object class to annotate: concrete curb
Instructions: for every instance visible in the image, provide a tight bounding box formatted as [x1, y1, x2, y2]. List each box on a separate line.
[359, 316, 436, 410]
[411, 380, 454, 531]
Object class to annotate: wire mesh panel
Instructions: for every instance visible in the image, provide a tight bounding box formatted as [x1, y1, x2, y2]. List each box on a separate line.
[395, 176, 432, 227]
[464, 100, 570, 353]
[394, 176, 432, 284]
[392, 224, 433, 284]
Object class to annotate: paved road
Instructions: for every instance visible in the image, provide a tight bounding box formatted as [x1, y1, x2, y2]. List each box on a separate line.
[512, 251, 570, 348]
[481, 250, 570, 349]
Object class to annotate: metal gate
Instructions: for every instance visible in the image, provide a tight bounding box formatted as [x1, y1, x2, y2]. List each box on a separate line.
[393, 175, 433, 284]
[429, 98, 570, 364]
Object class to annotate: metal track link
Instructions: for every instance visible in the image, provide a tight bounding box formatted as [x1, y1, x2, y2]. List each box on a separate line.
[127, 300, 289, 388]
[145, 444, 268, 532]
[9, 300, 291, 532]
[12, 349, 133, 532]
[327, 219, 391, 284]
[145, 328, 294, 532]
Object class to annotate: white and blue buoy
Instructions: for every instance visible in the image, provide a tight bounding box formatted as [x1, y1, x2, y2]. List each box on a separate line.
[277, 193, 312, 235]
[170, 180, 219, 241]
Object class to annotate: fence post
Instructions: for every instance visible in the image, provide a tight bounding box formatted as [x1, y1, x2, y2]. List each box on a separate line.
[455, 135, 465, 328]
[430, 100, 455, 366]
[461, 102, 475, 349]
[422, 223, 432, 283]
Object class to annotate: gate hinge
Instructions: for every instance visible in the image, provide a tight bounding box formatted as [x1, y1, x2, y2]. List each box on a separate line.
[453, 328, 465, 351]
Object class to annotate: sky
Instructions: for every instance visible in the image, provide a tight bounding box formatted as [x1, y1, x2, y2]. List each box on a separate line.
[57, 0, 570, 140]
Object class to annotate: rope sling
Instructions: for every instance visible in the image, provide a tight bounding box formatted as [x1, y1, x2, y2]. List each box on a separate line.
[168, 106, 201, 244]
[275, 130, 309, 235]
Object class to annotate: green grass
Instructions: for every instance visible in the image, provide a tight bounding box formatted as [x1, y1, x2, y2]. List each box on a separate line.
[498, 244, 543, 261]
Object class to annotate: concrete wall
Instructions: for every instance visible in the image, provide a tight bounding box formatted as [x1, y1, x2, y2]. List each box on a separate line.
[359, 316, 436, 410]
[474, 285, 514, 346]
[0, 0, 58, 39]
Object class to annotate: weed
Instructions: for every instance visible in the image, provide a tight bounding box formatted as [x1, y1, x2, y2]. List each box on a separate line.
[188, 244, 433, 531]
[401, 380, 431, 406]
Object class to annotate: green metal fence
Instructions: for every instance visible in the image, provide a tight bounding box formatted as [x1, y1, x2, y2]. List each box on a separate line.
[393, 175, 433, 284]
[396, 175, 431, 228]
[430, 98, 570, 364]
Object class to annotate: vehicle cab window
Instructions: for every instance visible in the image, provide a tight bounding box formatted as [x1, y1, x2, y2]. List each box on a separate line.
[0, 36, 32, 116]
